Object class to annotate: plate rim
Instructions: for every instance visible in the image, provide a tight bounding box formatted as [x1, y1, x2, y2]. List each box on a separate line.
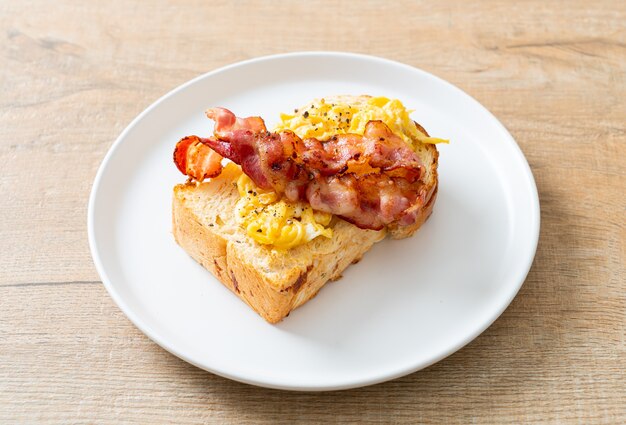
[88, 51, 540, 391]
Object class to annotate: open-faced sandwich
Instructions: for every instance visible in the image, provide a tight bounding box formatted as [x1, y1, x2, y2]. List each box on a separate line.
[172, 95, 445, 323]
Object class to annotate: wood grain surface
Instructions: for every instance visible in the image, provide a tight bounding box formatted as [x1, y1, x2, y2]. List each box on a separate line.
[1, 1, 624, 423]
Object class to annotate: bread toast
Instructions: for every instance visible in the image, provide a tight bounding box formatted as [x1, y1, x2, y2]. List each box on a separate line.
[172, 99, 438, 323]
[173, 164, 385, 323]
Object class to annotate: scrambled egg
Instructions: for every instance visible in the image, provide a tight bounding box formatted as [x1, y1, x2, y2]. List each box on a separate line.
[235, 172, 333, 250]
[274, 96, 448, 148]
[236, 95, 446, 249]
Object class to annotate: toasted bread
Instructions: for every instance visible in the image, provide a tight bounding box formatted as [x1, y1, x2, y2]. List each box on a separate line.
[173, 164, 385, 323]
[172, 100, 439, 323]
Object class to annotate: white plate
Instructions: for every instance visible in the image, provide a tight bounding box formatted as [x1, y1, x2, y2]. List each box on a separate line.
[88, 52, 539, 391]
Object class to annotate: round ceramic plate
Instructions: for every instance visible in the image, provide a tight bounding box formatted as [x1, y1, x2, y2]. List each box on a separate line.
[88, 52, 539, 391]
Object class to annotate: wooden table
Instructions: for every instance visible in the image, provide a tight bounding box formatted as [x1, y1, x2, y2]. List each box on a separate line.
[1, 1, 624, 423]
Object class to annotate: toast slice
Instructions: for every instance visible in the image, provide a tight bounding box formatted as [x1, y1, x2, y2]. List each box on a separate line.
[172, 122, 438, 323]
[173, 163, 385, 323]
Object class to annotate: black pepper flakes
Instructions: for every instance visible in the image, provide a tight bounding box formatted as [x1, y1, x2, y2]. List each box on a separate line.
[303, 111, 309, 118]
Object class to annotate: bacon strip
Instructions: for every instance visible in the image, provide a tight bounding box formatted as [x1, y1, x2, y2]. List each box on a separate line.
[174, 107, 427, 230]
[173, 135, 223, 181]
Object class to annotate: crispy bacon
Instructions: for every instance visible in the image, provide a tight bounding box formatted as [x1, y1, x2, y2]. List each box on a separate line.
[174, 107, 427, 230]
[173, 136, 223, 181]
